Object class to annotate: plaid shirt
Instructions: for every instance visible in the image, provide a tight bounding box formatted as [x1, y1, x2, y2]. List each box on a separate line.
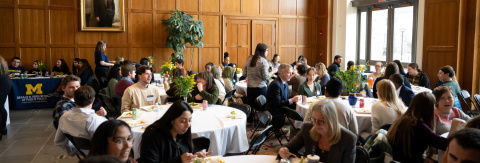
[407, 73, 421, 85]
[52, 96, 75, 128]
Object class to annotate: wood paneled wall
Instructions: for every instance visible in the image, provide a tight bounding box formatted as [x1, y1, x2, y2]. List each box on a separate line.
[0, 0, 331, 73]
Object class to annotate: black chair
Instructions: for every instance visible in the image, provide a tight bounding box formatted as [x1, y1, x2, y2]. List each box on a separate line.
[473, 94, 480, 111]
[250, 111, 272, 139]
[458, 90, 477, 116]
[228, 102, 251, 120]
[355, 146, 370, 163]
[64, 133, 91, 159]
[112, 96, 122, 117]
[98, 88, 120, 119]
[255, 95, 267, 111]
[283, 107, 304, 139]
[192, 137, 210, 152]
[245, 125, 273, 155]
[219, 89, 236, 105]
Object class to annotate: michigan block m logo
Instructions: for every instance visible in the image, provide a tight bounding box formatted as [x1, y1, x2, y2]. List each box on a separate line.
[26, 84, 43, 95]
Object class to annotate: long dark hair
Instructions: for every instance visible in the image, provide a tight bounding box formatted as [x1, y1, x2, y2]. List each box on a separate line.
[56, 59, 71, 74]
[78, 59, 93, 76]
[393, 60, 404, 73]
[95, 41, 106, 52]
[88, 120, 132, 157]
[383, 63, 399, 79]
[142, 101, 194, 152]
[72, 58, 80, 75]
[197, 71, 215, 92]
[387, 92, 436, 158]
[271, 54, 279, 63]
[107, 64, 122, 81]
[249, 43, 268, 67]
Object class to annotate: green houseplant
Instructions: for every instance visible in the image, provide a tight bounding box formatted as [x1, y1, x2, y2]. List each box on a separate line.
[174, 74, 196, 102]
[162, 10, 204, 70]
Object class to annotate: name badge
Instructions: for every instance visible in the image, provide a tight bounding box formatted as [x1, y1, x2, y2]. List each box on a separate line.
[147, 95, 154, 102]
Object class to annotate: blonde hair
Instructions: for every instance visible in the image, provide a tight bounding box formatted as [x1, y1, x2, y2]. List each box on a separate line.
[376, 80, 406, 116]
[309, 99, 342, 146]
[315, 62, 328, 78]
[0, 55, 8, 75]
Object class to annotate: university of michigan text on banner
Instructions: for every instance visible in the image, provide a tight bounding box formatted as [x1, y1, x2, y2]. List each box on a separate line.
[10, 77, 63, 109]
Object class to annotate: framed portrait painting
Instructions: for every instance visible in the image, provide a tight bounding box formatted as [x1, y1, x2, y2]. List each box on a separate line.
[81, 0, 125, 32]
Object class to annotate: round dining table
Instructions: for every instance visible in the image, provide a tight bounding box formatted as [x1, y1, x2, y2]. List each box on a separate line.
[117, 104, 249, 159]
[223, 155, 302, 163]
[296, 96, 378, 136]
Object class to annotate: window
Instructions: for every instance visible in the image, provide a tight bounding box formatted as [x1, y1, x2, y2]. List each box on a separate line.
[354, 0, 418, 68]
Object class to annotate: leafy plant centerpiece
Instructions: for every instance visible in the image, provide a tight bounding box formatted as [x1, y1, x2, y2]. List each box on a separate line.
[174, 74, 196, 102]
[147, 56, 155, 67]
[334, 65, 366, 93]
[160, 61, 176, 78]
[162, 10, 204, 70]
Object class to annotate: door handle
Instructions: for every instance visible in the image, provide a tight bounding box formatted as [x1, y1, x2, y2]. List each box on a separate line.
[237, 45, 242, 47]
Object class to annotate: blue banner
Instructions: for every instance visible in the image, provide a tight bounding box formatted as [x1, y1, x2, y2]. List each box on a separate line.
[11, 77, 63, 109]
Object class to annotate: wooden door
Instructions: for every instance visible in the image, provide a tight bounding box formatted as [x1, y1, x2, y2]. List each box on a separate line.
[252, 20, 277, 60]
[226, 19, 251, 69]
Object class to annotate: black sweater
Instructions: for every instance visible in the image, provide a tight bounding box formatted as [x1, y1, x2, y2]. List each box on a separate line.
[138, 126, 192, 163]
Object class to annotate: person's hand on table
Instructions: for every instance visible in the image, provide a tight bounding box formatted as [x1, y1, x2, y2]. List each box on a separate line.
[96, 107, 107, 116]
[291, 95, 301, 103]
[272, 68, 278, 73]
[180, 153, 197, 163]
[279, 147, 291, 160]
[194, 151, 213, 158]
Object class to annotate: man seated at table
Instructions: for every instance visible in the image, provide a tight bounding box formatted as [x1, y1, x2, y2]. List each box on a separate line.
[54, 85, 107, 156]
[327, 55, 342, 77]
[445, 128, 480, 163]
[52, 75, 107, 129]
[175, 58, 188, 75]
[267, 63, 301, 132]
[122, 65, 162, 113]
[390, 74, 415, 106]
[8, 57, 26, 77]
[114, 63, 136, 97]
[322, 77, 358, 135]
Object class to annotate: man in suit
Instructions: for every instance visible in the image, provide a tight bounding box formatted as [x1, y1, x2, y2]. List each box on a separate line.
[390, 74, 415, 106]
[267, 63, 301, 131]
[94, 0, 115, 27]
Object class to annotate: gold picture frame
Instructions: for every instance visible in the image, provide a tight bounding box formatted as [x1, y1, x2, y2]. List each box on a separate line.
[80, 0, 125, 32]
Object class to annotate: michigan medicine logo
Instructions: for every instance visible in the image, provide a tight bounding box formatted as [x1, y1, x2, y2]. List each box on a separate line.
[26, 83, 43, 95]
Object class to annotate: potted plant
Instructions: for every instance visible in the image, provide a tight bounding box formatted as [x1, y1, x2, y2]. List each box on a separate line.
[174, 74, 196, 102]
[162, 10, 204, 70]
[334, 65, 366, 106]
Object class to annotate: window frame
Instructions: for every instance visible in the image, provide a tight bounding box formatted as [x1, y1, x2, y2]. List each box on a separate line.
[354, 0, 418, 69]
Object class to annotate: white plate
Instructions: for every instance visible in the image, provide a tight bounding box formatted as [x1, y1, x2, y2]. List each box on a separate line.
[195, 156, 226, 163]
[354, 108, 371, 114]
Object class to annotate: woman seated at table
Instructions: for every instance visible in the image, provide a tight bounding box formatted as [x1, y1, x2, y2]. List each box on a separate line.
[28, 60, 42, 74]
[138, 101, 211, 163]
[77, 59, 94, 85]
[189, 71, 219, 104]
[72, 58, 80, 76]
[314, 62, 330, 94]
[433, 86, 470, 135]
[298, 67, 322, 97]
[106, 64, 122, 99]
[228, 63, 238, 85]
[288, 64, 307, 96]
[52, 59, 71, 76]
[435, 66, 463, 109]
[371, 80, 406, 133]
[165, 68, 186, 102]
[373, 63, 411, 98]
[88, 120, 136, 163]
[222, 66, 235, 93]
[387, 92, 448, 163]
[211, 65, 226, 103]
[279, 99, 356, 163]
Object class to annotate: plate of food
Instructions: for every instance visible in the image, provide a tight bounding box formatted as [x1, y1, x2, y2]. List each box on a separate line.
[119, 111, 143, 118]
[141, 105, 159, 111]
[354, 108, 371, 114]
[126, 119, 150, 127]
[194, 156, 225, 163]
[189, 102, 203, 108]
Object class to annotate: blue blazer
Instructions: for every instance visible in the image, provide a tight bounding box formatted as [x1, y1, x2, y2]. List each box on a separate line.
[399, 85, 415, 106]
[267, 78, 291, 116]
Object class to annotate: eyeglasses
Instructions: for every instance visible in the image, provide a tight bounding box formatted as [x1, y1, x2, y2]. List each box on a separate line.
[310, 118, 325, 125]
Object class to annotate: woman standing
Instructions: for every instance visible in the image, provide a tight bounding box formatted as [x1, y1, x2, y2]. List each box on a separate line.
[138, 101, 211, 163]
[314, 62, 330, 94]
[298, 67, 322, 97]
[279, 99, 356, 162]
[371, 80, 406, 133]
[0, 56, 12, 141]
[52, 59, 71, 76]
[387, 92, 448, 162]
[95, 41, 114, 88]
[243, 43, 276, 113]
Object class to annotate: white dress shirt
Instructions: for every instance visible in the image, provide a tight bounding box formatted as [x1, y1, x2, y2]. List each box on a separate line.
[54, 107, 107, 156]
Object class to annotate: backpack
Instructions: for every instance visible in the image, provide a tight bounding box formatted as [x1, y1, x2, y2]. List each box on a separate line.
[364, 129, 394, 163]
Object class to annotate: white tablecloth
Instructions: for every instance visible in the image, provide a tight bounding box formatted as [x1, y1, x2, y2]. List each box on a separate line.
[411, 85, 432, 94]
[295, 96, 378, 135]
[223, 155, 302, 163]
[235, 80, 247, 96]
[118, 104, 249, 159]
